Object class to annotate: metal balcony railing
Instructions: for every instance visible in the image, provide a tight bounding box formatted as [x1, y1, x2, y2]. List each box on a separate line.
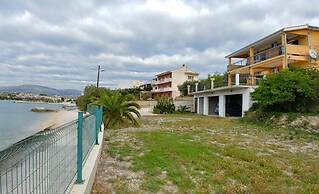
[153, 78, 172, 85]
[231, 45, 284, 67]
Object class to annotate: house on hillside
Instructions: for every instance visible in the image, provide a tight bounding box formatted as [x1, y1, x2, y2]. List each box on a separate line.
[152, 64, 199, 99]
[192, 24, 319, 117]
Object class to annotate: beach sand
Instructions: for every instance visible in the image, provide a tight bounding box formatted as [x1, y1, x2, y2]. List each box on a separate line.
[40, 110, 78, 130]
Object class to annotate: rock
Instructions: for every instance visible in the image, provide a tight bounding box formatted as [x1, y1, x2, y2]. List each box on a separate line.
[122, 156, 132, 161]
[308, 116, 319, 131]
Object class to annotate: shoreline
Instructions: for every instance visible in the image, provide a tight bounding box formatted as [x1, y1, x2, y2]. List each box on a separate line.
[0, 99, 75, 105]
[40, 109, 78, 130]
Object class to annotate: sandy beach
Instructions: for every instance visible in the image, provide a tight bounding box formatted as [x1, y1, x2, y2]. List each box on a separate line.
[40, 110, 78, 130]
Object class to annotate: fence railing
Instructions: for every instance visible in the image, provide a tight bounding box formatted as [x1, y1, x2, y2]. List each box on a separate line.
[231, 45, 284, 67]
[0, 106, 103, 194]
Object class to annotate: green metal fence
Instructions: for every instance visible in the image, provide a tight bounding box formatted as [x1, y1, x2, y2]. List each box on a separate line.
[0, 106, 103, 194]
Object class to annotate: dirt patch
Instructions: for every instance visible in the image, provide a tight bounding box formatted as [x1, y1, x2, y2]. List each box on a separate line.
[91, 151, 144, 194]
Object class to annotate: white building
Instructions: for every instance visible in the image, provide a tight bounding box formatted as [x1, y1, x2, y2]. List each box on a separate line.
[192, 86, 256, 117]
[152, 64, 199, 99]
[191, 24, 319, 117]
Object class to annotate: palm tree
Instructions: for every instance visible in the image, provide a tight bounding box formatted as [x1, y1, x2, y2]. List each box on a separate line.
[93, 92, 141, 128]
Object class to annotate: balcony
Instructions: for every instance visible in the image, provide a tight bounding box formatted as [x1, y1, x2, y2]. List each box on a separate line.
[228, 43, 312, 73]
[286, 44, 309, 61]
[229, 45, 283, 69]
[153, 78, 172, 85]
[152, 87, 172, 93]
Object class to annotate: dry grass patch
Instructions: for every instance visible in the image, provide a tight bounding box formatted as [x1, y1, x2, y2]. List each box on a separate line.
[92, 114, 319, 194]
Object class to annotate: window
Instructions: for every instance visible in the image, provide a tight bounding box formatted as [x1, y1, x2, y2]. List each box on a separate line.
[188, 76, 194, 80]
[291, 40, 299, 45]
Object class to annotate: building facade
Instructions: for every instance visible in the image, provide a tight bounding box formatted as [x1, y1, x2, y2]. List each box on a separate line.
[192, 24, 319, 117]
[152, 64, 199, 99]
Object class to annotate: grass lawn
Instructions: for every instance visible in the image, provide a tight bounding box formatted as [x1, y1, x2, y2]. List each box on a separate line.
[92, 114, 319, 194]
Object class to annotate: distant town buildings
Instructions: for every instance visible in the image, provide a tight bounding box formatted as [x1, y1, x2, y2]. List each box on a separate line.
[152, 64, 199, 99]
[0, 92, 71, 103]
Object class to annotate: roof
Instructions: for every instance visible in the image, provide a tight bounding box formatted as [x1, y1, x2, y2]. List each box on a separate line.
[155, 65, 199, 76]
[191, 85, 256, 95]
[155, 70, 172, 76]
[226, 24, 319, 58]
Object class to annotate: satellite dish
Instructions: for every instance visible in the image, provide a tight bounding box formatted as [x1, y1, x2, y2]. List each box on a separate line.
[309, 49, 318, 59]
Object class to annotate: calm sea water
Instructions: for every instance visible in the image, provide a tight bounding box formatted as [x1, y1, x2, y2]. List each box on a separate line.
[0, 100, 62, 151]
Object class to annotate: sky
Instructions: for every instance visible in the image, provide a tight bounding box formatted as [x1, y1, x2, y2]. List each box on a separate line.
[0, 0, 318, 90]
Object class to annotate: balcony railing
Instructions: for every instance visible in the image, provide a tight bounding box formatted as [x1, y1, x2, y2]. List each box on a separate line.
[153, 78, 172, 85]
[231, 45, 284, 67]
[152, 87, 172, 92]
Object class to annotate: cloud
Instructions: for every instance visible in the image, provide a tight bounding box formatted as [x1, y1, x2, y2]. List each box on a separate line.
[0, 0, 318, 90]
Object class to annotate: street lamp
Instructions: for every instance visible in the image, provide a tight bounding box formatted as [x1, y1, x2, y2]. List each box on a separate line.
[96, 65, 104, 88]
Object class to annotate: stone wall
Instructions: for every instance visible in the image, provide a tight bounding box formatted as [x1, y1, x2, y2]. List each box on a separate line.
[136, 99, 193, 113]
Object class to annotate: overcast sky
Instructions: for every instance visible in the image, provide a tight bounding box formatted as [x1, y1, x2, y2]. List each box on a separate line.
[0, 0, 318, 90]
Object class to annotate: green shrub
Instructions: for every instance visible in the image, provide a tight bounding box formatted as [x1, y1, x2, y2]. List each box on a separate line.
[251, 68, 319, 112]
[153, 97, 175, 114]
[176, 105, 191, 113]
[244, 110, 280, 124]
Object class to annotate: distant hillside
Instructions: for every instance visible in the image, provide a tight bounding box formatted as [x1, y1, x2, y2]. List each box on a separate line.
[0, 84, 82, 96]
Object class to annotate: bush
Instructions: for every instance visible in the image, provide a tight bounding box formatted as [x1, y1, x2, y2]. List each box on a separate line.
[244, 110, 280, 124]
[176, 105, 191, 113]
[251, 68, 319, 112]
[140, 91, 152, 100]
[153, 97, 175, 114]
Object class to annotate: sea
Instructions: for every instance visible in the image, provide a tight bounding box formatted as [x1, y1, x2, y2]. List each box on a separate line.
[0, 100, 62, 151]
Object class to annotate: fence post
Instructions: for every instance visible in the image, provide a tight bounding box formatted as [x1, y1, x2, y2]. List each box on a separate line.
[99, 106, 103, 131]
[76, 111, 84, 183]
[95, 108, 99, 145]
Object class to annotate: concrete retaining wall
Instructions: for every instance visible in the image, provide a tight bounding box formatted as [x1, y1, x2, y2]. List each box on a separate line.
[136, 99, 193, 112]
[70, 125, 104, 194]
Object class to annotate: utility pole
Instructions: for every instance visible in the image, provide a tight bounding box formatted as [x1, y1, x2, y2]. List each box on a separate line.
[96, 65, 101, 88]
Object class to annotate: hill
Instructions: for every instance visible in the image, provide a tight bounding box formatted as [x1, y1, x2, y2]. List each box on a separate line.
[0, 84, 81, 96]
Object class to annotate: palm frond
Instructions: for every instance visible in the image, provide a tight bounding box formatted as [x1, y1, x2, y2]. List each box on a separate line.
[93, 92, 141, 129]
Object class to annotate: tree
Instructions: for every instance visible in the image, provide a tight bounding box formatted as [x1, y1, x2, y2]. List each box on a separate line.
[178, 72, 226, 96]
[76, 85, 112, 111]
[93, 92, 141, 128]
[251, 68, 319, 112]
[117, 87, 141, 100]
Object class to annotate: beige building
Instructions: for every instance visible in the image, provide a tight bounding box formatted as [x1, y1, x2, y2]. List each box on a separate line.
[192, 24, 319, 117]
[152, 64, 199, 99]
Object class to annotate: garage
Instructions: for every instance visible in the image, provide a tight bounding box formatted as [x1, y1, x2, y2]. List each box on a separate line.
[225, 94, 242, 117]
[194, 97, 198, 113]
[208, 96, 219, 115]
[198, 97, 204, 114]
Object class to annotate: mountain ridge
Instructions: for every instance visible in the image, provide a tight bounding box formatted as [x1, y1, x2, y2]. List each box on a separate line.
[0, 84, 82, 96]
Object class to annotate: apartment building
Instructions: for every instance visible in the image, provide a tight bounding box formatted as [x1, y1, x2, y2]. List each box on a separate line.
[192, 24, 319, 117]
[152, 64, 199, 99]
